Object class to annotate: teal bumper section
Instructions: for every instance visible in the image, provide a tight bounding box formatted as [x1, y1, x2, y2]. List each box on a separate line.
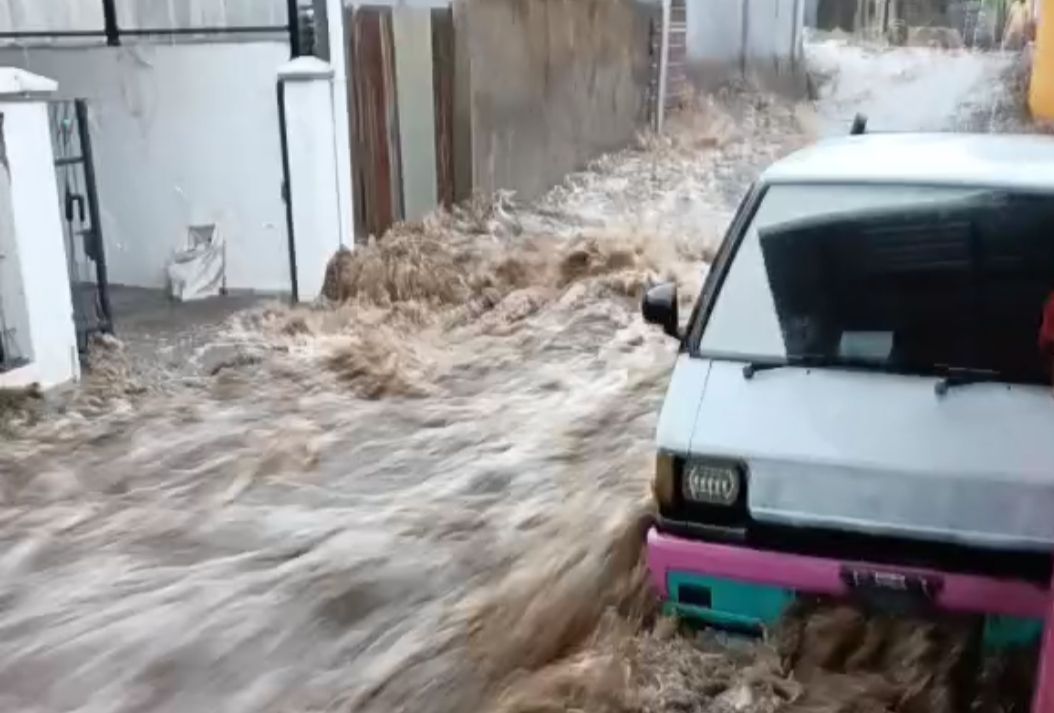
[666, 572, 1043, 650]
[666, 572, 795, 633]
[983, 615, 1044, 651]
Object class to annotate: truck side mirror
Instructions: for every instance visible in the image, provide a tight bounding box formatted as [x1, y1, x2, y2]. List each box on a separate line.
[642, 282, 679, 339]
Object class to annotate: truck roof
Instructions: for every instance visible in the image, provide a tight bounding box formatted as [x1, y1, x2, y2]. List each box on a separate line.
[761, 133, 1054, 192]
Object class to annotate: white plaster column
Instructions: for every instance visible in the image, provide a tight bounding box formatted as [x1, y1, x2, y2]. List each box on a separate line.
[278, 57, 342, 302]
[0, 68, 80, 390]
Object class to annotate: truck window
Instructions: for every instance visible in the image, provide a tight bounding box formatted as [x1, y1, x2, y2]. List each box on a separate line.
[698, 184, 1054, 386]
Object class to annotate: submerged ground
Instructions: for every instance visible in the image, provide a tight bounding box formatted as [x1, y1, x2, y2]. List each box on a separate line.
[0, 42, 1036, 713]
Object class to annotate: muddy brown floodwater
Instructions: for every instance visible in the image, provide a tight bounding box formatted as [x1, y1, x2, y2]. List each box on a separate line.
[0, 48, 1038, 713]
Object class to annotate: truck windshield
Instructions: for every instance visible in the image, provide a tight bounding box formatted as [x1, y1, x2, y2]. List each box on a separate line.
[698, 184, 1054, 386]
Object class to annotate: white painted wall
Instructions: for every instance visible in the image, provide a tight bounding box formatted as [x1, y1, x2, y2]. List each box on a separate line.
[392, 5, 437, 221]
[279, 57, 341, 302]
[0, 41, 293, 292]
[744, 0, 803, 78]
[686, 0, 744, 72]
[0, 69, 80, 390]
[685, 0, 805, 92]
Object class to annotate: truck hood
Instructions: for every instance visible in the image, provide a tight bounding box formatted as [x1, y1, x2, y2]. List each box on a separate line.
[656, 355, 1054, 551]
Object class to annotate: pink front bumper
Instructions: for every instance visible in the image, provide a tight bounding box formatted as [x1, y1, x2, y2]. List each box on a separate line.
[646, 527, 1050, 620]
[648, 528, 1054, 713]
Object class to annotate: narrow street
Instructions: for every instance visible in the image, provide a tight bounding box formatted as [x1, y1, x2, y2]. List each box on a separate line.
[0, 43, 1030, 713]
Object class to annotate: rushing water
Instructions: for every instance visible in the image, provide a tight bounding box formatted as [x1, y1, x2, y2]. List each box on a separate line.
[0, 47, 1035, 713]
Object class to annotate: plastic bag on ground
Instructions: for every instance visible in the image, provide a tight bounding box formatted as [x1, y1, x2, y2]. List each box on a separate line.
[167, 224, 225, 302]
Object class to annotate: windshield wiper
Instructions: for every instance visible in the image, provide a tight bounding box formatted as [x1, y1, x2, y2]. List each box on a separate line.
[933, 367, 1003, 396]
[742, 355, 853, 380]
[742, 362, 782, 379]
[744, 359, 1011, 394]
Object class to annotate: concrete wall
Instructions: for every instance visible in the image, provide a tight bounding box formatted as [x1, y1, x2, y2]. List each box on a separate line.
[814, 0, 859, 31]
[746, 0, 804, 86]
[804, 0, 820, 27]
[686, 0, 745, 81]
[686, 0, 805, 94]
[392, 6, 439, 221]
[0, 42, 293, 292]
[459, 0, 654, 201]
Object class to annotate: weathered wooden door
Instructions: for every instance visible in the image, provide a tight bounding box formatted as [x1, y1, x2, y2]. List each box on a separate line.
[348, 6, 402, 241]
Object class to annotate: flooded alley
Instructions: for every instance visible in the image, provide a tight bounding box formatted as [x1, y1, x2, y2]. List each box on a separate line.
[0, 39, 1038, 713]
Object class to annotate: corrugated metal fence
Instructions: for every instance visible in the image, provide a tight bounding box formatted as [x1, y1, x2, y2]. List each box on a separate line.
[0, 0, 286, 34]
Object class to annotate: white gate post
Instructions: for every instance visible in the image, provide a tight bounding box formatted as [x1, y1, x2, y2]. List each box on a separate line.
[0, 68, 80, 390]
[278, 57, 342, 303]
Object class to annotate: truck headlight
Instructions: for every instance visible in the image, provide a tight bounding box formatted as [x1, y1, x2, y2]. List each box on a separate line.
[653, 453, 676, 509]
[682, 460, 742, 507]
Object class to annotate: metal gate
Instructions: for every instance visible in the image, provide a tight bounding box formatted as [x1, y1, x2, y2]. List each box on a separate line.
[48, 99, 112, 351]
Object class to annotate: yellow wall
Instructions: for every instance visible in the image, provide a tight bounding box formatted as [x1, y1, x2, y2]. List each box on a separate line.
[1032, 0, 1054, 120]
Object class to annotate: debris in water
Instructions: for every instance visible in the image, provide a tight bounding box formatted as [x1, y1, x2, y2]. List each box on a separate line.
[0, 382, 43, 429]
[325, 328, 437, 400]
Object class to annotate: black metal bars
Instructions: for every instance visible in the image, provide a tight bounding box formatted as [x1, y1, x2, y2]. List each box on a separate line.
[74, 100, 112, 334]
[102, 0, 120, 45]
